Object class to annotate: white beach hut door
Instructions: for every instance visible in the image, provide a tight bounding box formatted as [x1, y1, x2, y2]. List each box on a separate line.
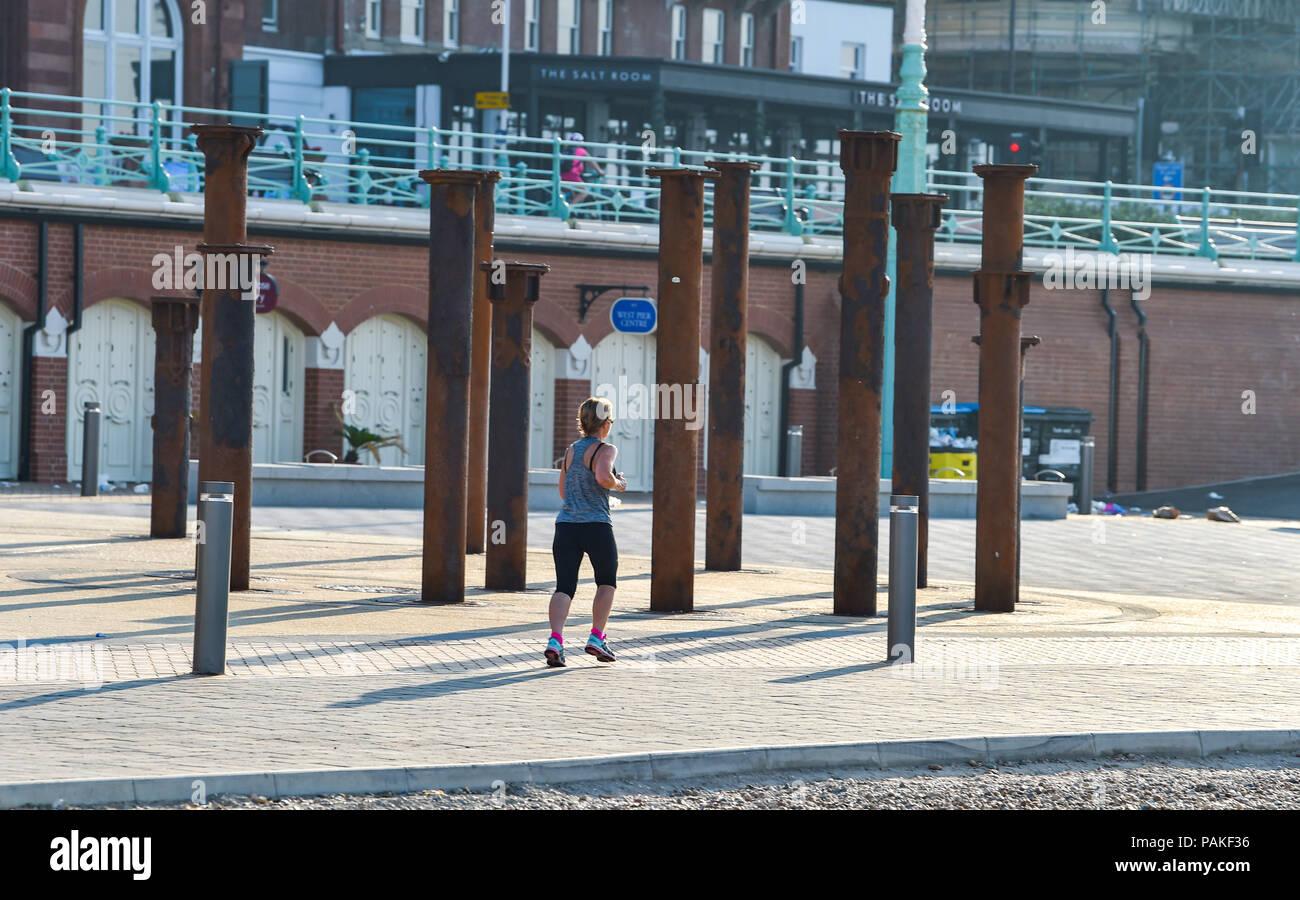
[591, 331, 656, 492]
[66, 299, 155, 483]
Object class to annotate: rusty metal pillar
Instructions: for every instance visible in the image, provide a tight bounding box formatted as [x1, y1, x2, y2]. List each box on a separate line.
[834, 131, 899, 617]
[466, 171, 501, 555]
[705, 160, 758, 572]
[150, 297, 200, 538]
[420, 169, 478, 603]
[890, 193, 947, 589]
[1016, 334, 1040, 591]
[648, 167, 713, 613]
[484, 260, 549, 590]
[971, 162, 1036, 613]
[192, 124, 273, 591]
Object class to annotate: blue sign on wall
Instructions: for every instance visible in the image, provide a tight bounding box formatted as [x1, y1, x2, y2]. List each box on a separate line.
[610, 297, 657, 334]
[1152, 161, 1184, 201]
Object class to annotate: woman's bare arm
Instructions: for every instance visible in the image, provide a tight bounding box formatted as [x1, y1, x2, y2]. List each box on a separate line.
[594, 445, 627, 491]
[558, 446, 573, 500]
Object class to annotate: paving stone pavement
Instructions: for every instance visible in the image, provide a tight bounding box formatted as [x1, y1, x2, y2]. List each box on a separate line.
[2, 659, 1298, 783]
[0, 497, 1297, 787]
[7, 495, 1292, 604]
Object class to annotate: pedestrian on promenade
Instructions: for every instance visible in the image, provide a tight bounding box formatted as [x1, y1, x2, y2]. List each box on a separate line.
[560, 132, 604, 213]
[545, 396, 627, 667]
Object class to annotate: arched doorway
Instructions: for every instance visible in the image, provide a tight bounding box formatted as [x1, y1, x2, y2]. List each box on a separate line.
[591, 331, 657, 491]
[530, 329, 556, 470]
[252, 311, 305, 463]
[343, 314, 426, 466]
[0, 302, 22, 479]
[66, 298, 155, 483]
[744, 335, 782, 476]
[590, 330, 781, 491]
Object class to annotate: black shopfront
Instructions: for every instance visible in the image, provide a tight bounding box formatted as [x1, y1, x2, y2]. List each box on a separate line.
[324, 52, 1138, 181]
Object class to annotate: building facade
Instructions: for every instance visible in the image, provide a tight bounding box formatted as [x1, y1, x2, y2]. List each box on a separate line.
[3, 1, 1290, 494]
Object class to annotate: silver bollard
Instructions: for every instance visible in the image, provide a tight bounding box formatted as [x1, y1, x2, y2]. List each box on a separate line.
[784, 425, 803, 477]
[1078, 436, 1095, 515]
[887, 494, 919, 664]
[193, 481, 234, 675]
[81, 401, 101, 497]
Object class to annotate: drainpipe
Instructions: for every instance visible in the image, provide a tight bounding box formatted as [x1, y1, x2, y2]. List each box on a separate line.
[777, 278, 804, 477]
[1130, 287, 1149, 492]
[1100, 286, 1119, 494]
[17, 222, 48, 482]
[69, 224, 84, 338]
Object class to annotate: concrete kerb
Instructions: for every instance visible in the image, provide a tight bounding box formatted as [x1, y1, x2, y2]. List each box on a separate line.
[4, 729, 1299, 808]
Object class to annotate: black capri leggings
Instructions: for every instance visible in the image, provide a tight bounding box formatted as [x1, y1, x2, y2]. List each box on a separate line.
[552, 522, 618, 598]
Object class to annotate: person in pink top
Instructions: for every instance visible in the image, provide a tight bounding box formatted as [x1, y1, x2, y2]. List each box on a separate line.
[560, 132, 604, 212]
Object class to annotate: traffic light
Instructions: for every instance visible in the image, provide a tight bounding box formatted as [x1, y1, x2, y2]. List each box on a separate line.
[1007, 132, 1028, 164]
[1005, 132, 1044, 166]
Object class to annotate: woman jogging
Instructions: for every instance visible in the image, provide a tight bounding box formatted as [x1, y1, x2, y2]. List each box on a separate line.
[545, 396, 627, 667]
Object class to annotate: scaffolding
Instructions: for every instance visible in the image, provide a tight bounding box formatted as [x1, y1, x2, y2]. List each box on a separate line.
[918, 0, 1300, 191]
[1159, 6, 1300, 192]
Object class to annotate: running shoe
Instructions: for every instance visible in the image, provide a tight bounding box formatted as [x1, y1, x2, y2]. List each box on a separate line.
[544, 637, 566, 668]
[585, 633, 616, 663]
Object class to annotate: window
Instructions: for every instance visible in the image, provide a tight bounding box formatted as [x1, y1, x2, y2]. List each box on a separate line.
[83, 0, 182, 131]
[442, 0, 457, 47]
[525, 0, 539, 51]
[364, 0, 381, 38]
[262, 0, 277, 31]
[401, 0, 426, 43]
[598, 0, 613, 56]
[840, 41, 865, 79]
[557, 0, 580, 54]
[702, 9, 724, 63]
[790, 35, 803, 72]
[740, 12, 754, 66]
[671, 4, 687, 60]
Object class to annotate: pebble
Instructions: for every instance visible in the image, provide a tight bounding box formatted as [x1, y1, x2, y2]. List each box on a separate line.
[63, 751, 1300, 811]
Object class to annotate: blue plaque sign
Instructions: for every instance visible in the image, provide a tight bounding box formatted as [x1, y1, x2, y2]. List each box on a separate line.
[610, 297, 657, 334]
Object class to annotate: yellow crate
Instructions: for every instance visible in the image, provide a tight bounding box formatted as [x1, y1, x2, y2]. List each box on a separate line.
[929, 451, 977, 479]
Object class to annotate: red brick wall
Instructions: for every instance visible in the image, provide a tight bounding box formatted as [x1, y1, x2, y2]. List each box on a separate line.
[28, 355, 68, 482]
[303, 367, 345, 460]
[3, 213, 1298, 489]
[1141, 285, 1299, 489]
[553, 377, 591, 465]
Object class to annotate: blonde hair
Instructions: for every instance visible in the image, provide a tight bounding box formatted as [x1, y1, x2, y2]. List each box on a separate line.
[576, 396, 613, 436]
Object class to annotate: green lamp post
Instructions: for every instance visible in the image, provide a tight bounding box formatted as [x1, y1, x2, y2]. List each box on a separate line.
[882, 0, 930, 477]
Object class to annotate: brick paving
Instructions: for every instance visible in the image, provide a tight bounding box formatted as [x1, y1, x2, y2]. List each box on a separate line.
[0, 498, 1297, 786]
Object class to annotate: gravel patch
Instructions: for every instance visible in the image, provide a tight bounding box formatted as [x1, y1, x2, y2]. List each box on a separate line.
[48, 751, 1300, 810]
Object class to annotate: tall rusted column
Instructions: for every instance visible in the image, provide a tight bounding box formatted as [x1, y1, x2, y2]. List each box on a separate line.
[971, 163, 1037, 613]
[466, 170, 501, 555]
[834, 131, 899, 617]
[1016, 335, 1040, 591]
[890, 193, 947, 589]
[192, 124, 272, 591]
[150, 297, 200, 539]
[420, 169, 478, 603]
[705, 160, 759, 572]
[648, 167, 713, 613]
[484, 261, 549, 590]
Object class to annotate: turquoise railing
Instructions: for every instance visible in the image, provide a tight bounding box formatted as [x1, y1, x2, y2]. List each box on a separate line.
[4, 88, 1300, 261]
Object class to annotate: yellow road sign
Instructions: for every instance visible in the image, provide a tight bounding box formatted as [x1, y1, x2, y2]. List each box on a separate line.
[475, 91, 510, 110]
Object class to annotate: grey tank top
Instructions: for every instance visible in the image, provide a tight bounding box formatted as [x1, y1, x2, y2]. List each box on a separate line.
[556, 436, 613, 524]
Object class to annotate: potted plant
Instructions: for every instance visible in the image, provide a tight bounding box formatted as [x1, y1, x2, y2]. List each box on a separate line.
[334, 410, 406, 464]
